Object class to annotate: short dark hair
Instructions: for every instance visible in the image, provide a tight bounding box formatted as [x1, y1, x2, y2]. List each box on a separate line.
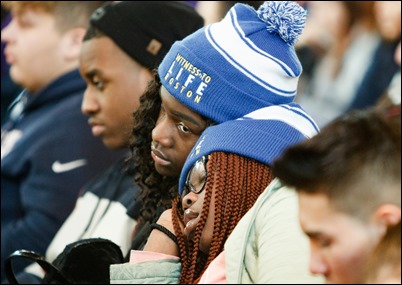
[272, 107, 401, 220]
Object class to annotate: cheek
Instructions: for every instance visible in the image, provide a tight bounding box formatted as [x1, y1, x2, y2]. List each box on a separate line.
[328, 236, 372, 281]
[199, 194, 215, 254]
[176, 138, 201, 167]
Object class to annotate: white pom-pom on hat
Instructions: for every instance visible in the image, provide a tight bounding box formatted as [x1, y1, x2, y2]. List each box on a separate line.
[257, 1, 307, 46]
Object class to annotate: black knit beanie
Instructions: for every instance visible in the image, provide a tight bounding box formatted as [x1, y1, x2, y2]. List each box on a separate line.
[89, 1, 204, 70]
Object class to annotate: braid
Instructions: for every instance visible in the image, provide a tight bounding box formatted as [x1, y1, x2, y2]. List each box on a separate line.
[207, 153, 231, 264]
[214, 153, 236, 244]
[172, 196, 188, 260]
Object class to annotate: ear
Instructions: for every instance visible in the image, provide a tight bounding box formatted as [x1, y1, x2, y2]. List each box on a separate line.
[374, 204, 401, 228]
[62, 28, 86, 61]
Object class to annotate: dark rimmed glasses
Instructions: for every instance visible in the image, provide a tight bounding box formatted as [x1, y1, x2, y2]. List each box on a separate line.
[181, 156, 208, 199]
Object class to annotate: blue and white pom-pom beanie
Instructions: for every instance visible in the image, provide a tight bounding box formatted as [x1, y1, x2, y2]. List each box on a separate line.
[178, 103, 319, 195]
[158, 1, 308, 123]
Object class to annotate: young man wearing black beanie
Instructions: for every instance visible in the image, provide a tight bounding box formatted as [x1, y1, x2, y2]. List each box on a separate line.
[12, 2, 204, 283]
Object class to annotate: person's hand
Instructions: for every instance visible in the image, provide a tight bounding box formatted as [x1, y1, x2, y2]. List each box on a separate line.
[143, 209, 179, 257]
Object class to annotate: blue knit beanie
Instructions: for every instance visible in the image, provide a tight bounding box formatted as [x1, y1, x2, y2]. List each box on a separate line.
[178, 103, 319, 195]
[159, 1, 307, 123]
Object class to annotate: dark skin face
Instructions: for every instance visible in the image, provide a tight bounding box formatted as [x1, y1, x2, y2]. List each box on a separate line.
[151, 85, 209, 176]
[80, 36, 152, 149]
[182, 155, 215, 254]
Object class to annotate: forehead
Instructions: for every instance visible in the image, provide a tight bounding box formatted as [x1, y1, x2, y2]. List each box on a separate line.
[298, 192, 371, 237]
[298, 193, 341, 230]
[80, 36, 140, 72]
[160, 85, 189, 109]
[160, 85, 207, 124]
[298, 192, 328, 219]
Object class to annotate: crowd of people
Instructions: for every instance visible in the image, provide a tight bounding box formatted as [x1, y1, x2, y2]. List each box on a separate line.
[1, 1, 400, 284]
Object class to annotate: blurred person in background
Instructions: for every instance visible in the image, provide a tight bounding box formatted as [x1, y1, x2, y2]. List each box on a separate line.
[9, 1, 204, 283]
[295, 1, 399, 128]
[273, 106, 401, 284]
[346, 0, 401, 112]
[0, 1, 121, 282]
[196, 1, 263, 25]
[1, 6, 22, 125]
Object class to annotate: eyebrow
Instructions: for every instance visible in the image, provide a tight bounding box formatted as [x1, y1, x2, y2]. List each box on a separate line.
[171, 110, 202, 127]
[304, 231, 322, 239]
[84, 69, 103, 80]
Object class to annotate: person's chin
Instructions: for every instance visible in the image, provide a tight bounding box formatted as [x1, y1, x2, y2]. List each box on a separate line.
[154, 163, 178, 177]
[102, 136, 122, 150]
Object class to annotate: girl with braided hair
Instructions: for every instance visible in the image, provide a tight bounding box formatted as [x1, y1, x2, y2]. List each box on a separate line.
[171, 152, 274, 283]
[110, 104, 320, 283]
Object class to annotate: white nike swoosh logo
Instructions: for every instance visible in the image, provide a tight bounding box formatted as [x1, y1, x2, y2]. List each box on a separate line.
[52, 159, 87, 173]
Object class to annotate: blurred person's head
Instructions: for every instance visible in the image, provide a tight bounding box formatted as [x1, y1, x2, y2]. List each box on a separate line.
[374, 1, 401, 42]
[273, 107, 401, 284]
[297, 1, 348, 50]
[79, 1, 204, 149]
[195, 1, 263, 25]
[1, 1, 104, 93]
[363, 221, 401, 284]
[342, 1, 377, 31]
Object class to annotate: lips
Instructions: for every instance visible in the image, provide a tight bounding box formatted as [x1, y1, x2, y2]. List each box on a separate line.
[151, 146, 171, 166]
[183, 208, 199, 240]
[88, 120, 106, 137]
[4, 49, 15, 64]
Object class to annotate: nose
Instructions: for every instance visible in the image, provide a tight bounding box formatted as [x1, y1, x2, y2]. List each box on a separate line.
[309, 249, 328, 276]
[1, 19, 16, 44]
[81, 87, 99, 116]
[181, 192, 197, 211]
[151, 115, 174, 148]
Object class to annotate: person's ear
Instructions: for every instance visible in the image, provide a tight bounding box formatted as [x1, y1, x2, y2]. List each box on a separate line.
[374, 204, 401, 228]
[62, 28, 86, 61]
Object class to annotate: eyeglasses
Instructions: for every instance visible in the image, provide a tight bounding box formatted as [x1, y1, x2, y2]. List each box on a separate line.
[181, 156, 208, 199]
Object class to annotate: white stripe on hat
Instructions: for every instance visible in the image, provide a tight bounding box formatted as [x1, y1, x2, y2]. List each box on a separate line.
[206, 7, 298, 97]
[240, 105, 319, 138]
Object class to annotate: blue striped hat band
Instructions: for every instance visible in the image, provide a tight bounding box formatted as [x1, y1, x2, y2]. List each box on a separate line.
[178, 103, 319, 195]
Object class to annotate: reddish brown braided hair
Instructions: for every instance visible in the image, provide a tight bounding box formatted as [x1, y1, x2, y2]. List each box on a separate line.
[172, 152, 274, 283]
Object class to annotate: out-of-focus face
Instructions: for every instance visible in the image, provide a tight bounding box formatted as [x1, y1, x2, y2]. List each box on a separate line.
[151, 86, 209, 176]
[80, 36, 152, 149]
[298, 1, 348, 48]
[374, 1, 401, 41]
[298, 192, 380, 284]
[181, 155, 214, 254]
[2, 8, 69, 93]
